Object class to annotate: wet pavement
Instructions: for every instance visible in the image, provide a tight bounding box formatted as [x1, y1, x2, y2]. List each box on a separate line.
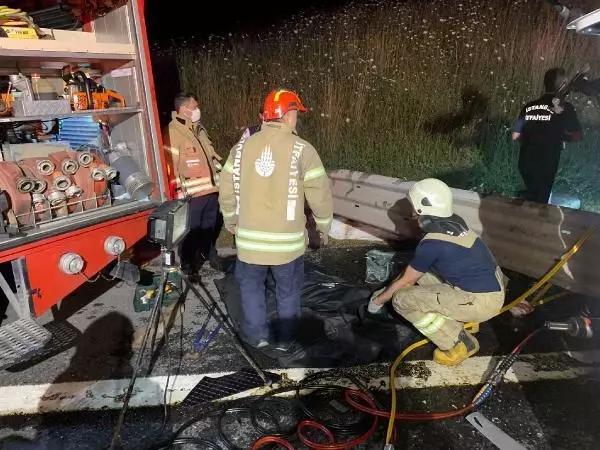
[0, 244, 599, 449]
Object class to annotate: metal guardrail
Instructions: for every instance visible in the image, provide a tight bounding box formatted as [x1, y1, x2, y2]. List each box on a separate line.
[329, 169, 600, 299]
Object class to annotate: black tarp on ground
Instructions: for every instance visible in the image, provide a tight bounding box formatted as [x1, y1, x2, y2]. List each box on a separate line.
[214, 251, 420, 368]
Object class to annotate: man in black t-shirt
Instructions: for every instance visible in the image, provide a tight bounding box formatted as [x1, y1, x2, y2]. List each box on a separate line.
[512, 68, 583, 204]
[368, 179, 505, 367]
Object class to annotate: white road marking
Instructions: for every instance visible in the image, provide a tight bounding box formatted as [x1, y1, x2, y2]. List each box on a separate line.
[0, 351, 598, 416]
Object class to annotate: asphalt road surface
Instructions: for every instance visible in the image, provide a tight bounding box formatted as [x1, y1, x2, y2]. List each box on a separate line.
[0, 245, 599, 449]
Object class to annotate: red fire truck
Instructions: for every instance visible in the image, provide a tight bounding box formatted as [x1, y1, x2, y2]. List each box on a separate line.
[0, 0, 169, 369]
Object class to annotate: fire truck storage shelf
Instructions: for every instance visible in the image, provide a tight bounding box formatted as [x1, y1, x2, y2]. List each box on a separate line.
[0, 107, 142, 123]
[0, 0, 166, 371]
[0, 28, 135, 65]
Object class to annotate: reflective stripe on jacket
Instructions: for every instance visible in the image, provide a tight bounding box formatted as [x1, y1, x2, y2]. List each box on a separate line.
[219, 121, 333, 265]
[162, 112, 221, 199]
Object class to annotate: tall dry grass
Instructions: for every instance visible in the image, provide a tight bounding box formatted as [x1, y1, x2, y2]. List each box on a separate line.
[155, 0, 600, 211]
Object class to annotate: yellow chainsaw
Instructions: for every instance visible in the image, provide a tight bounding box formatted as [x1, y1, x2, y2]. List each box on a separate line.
[0, 6, 50, 40]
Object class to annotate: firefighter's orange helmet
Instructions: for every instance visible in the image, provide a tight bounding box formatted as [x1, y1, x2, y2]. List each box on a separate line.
[262, 89, 307, 121]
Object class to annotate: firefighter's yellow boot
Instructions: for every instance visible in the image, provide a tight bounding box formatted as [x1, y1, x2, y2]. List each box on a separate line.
[433, 331, 480, 366]
[464, 322, 480, 334]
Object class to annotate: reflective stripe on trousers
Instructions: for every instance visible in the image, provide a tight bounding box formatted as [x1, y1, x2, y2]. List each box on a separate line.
[391, 271, 504, 351]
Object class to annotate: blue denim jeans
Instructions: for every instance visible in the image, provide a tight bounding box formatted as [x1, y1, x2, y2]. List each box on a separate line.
[234, 256, 305, 345]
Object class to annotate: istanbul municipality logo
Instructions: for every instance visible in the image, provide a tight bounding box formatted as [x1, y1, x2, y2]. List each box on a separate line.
[255, 146, 276, 177]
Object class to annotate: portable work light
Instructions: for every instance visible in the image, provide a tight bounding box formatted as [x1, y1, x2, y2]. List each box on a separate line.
[147, 199, 190, 250]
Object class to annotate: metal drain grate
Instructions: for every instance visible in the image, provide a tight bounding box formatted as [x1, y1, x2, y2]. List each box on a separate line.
[180, 368, 281, 408]
[5, 321, 81, 372]
[0, 318, 52, 370]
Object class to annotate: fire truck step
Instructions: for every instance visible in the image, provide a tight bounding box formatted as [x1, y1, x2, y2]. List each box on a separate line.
[0, 318, 52, 370]
[180, 367, 281, 408]
[5, 320, 81, 372]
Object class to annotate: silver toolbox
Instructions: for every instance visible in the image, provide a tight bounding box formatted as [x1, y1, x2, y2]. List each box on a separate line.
[12, 99, 72, 118]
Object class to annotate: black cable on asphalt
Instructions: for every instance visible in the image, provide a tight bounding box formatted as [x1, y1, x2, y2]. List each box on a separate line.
[295, 384, 371, 435]
[152, 436, 221, 449]
[217, 407, 281, 450]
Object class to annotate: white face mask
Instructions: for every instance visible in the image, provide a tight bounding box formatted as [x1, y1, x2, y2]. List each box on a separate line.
[190, 108, 201, 123]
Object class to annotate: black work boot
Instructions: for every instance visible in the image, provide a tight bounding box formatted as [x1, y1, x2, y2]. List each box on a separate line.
[206, 247, 225, 273]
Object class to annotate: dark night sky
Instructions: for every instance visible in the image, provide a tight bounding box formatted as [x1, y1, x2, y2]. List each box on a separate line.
[143, 0, 600, 43]
[144, 0, 352, 43]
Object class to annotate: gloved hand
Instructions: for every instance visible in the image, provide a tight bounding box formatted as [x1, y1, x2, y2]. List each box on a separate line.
[319, 232, 329, 247]
[367, 287, 386, 314]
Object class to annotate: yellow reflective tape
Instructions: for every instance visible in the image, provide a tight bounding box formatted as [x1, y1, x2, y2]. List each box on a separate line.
[223, 161, 233, 173]
[221, 210, 236, 218]
[314, 215, 333, 225]
[182, 177, 212, 187]
[185, 184, 214, 194]
[304, 166, 326, 182]
[413, 312, 437, 329]
[274, 90, 292, 102]
[235, 237, 305, 253]
[236, 228, 305, 242]
[420, 316, 446, 335]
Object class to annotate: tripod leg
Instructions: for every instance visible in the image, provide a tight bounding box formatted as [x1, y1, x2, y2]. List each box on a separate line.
[109, 268, 167, 449]
[180, 272, 269, 384]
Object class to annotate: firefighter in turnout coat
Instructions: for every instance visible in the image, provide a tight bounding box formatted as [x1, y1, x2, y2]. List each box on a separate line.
[219, 89, 334, 350]
[162, 93, 222, 275]
[368, 178, 505, 366]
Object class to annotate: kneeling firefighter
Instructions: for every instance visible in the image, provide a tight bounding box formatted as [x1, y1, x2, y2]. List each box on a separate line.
[368, 178, 505, 366]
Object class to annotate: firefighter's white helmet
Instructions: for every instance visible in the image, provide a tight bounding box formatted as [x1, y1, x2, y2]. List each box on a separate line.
[408, 178, 453, 218]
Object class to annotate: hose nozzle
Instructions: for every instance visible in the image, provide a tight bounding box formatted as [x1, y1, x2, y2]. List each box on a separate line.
[545, 316, 593, 339]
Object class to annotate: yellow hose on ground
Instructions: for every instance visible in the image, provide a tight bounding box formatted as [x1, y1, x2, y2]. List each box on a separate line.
[531, 291, 569, 307]
[385, 338, 429, 444]
[385, 225, 597, 446]
[498, 225, 596, 315]
[530, 282, 553, 304]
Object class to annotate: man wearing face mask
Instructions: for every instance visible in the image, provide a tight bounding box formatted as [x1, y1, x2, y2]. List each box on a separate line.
[367, 178, 505, 366]
[218, 89, 333, 351]
[163, 92, 223, 277]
